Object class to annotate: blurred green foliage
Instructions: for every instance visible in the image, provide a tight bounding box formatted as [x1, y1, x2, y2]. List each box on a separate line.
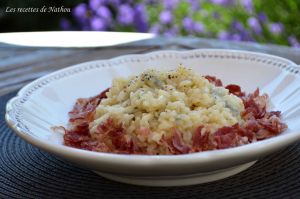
[255, 0, 300, 45]
[145, 0, 300, 46]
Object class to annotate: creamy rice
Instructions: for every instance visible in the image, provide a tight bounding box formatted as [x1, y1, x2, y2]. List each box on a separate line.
[89, 66, 244, 152]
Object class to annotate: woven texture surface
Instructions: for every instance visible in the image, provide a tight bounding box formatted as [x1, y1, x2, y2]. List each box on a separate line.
[1, 91, 300, 199]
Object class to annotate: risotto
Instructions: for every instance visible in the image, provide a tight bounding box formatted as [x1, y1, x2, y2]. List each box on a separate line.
[63, 66, 287, 155]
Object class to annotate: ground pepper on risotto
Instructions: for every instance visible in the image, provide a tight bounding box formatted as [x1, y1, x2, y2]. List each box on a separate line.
[62, 66, 287, 155]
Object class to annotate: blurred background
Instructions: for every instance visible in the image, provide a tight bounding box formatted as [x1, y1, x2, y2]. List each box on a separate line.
[1, 0, 299, 48]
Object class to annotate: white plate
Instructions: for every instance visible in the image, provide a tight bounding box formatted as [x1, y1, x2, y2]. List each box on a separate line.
[5, 49, 300, 186]
[0, 31, 154, 47]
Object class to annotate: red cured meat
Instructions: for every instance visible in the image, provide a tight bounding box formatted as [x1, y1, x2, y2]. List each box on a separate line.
[225, 84, 245, 97]
[170, 129, 191, 154]
[204, 75, 223, 86]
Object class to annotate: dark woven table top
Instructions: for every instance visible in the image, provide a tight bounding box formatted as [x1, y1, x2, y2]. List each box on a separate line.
[1, 91, 300, 199]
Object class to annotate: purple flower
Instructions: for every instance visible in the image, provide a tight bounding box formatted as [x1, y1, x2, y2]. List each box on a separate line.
[258, 12, 267, 22]
[218, 31, 231, 40]
[90, 17, 106, 31]
[187, 0, 200, 11]
[59, 18, 71, 30]
[109, 0, 121, 6]
[82, 25, 91, 31]
[182, 17, 194, 32]
[240, 30, 254, 41]
[145, 0, 157, 5]
[134, 4, 148, 32]
[231, 33, 242, 41]
[213, 11, 220, 19]
[288, 36, 300, 48]
[232, 21, 244, 32]
[89, 0, 104, 11]
[211, 0, 234, 6]
[248, 17, 262, 35]
[164, 26, 179, 37]
[159, 10, 172, 24]
[124, 0, 134, 5]
[117, 4, 134, 25]
[194, 22, 205, 33]
[241, 0, 253, 12]
[149, 24, 161, 35]
[269, 23, 284, 35]
[163, 0, 179, 10]
[96, 6, 112, 21]
[73, 3, 88, 18]
[211, 0, 225, 5]
[188, 0, 200, 11]
[182, 18, 205, 34]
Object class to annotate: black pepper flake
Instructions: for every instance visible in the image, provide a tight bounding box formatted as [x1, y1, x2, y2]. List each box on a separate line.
[191, 104, 196, 110]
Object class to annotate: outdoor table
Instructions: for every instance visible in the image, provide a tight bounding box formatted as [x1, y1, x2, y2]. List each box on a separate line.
[1, 32, 300, 198]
